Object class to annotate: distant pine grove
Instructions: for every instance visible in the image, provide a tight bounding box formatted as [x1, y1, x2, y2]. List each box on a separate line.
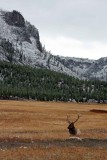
[0, 61, 107, 102]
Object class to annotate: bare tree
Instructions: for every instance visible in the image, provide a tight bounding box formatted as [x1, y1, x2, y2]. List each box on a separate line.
[67, 114, 81, 136]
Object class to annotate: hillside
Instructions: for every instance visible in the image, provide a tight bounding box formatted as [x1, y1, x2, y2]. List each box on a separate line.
[0, 9, 107, 81]
[0, 61, 107, 102]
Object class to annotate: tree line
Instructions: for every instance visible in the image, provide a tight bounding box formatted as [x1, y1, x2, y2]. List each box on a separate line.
[0, 61, 107, 102]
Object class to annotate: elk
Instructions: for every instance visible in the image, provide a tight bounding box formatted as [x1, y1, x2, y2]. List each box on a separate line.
[67, 114, 81, 136]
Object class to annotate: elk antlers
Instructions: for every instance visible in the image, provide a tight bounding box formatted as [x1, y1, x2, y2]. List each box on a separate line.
[67, 115, 71, 124]
[67, 114, 81, 124]
[73, 114, 80, 123]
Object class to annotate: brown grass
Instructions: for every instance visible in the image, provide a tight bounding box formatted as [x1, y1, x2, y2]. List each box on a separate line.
[0, 100, 107, 159]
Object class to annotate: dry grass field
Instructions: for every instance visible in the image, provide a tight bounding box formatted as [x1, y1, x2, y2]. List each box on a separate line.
[0, 100, 107, 160]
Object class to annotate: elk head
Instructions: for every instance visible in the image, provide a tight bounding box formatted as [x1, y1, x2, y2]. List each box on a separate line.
[67, 114, 81, 125]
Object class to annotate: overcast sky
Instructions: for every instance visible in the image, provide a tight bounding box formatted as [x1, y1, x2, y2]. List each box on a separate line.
[1, 0, 107, 59]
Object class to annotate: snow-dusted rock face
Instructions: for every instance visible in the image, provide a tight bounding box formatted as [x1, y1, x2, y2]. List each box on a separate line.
[84, 57, 107, 81]
[4, 10, 25, 27]
[57, 56, 107, 81]
[0, 9, 107, 81]
[56, 56, 94, 79]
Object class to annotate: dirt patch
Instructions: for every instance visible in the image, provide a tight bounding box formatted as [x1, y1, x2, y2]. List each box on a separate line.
[90, 109, 107, 113]
[0, 138, 107, 149]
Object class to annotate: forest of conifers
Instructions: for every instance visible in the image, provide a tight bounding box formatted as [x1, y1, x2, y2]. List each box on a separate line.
[0, 61, 107, 102]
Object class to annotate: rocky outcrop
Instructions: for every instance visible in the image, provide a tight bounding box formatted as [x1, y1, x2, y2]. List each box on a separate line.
[2, 10, 42, 51]
[4, 10, 25, 27]
[26, 22, 43, 52]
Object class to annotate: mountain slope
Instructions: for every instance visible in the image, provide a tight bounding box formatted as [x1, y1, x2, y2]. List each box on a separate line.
[0, 9, 107, 81]
[0, 61, 107, 102]
[0, 10, 80, 78]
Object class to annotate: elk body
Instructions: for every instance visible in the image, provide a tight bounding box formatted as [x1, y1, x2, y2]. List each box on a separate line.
[67, 115, 81, 136]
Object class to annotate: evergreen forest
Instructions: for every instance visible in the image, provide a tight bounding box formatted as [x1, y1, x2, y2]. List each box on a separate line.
[0, 61, 107, 102]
